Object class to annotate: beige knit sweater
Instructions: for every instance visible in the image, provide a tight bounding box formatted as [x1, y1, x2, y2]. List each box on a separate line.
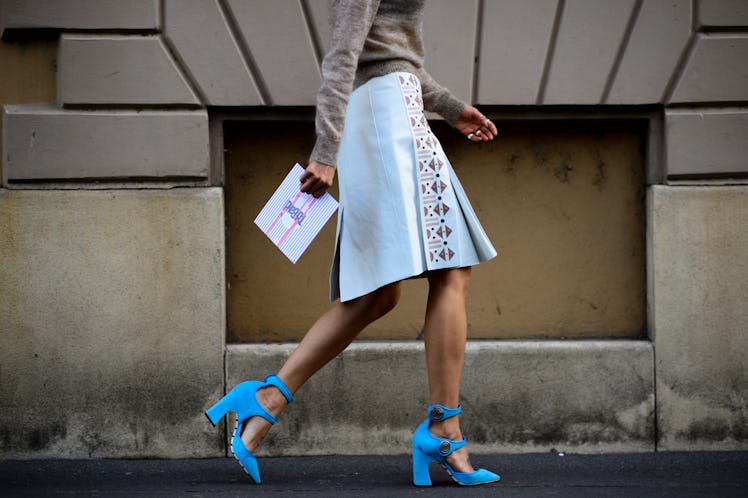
[310, 0, 466, 168]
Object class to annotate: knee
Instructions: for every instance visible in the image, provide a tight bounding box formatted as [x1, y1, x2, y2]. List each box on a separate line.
[429, 267, 472, 298]
[365, 282, 401, 320]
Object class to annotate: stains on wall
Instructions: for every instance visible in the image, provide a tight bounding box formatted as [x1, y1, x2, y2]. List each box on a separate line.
[0, 39, 57, 180]
[225, 119, 646, 341]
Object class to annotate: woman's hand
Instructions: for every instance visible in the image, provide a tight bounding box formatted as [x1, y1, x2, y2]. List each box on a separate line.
[454, 104, 498, 142]
[300, 160, 336, 198]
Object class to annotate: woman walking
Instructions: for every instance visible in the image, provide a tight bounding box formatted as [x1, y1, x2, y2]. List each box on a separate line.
[206, 0, 500, 486]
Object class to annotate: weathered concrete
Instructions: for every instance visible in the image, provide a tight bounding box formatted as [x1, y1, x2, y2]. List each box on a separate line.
[225, 120, 647, 341]
[58, 34, 200, 106]
[0, 38, 56, 184]
[0, 0, 158, 38]
[698, 0, 748, 27]
[163, 0, 263, 106]
[4, 0, 746, 110]
[225, 0, 321, 105]
[305, 0, 330, 55]
[478, 0, 557, 105]
[670, 34, 748, 104]
[544, 0, 637, 104]
[227, 340, 654, 456]
[422, 0, 477, 103]
[0, 188, 226, 458]
[665, 109, 748, 178]
[649, 186, 748, 450]
[3, 104, 208, 184]
[607, 0, 691, 104]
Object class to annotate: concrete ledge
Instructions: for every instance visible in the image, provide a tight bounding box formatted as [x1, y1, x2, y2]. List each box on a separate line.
[607, 0, 691, 104]
[477, 0, 556, 105]
[665, 109, 748, 178]
[422, 0, 477, 103]
[0, 0, 159, 38]
[58, 35, 200, 106]
[227, 340, 654, 456]
[543, 0, 637, 104]
[670, 34, 748, 103]
[163, 0, 262, 106]
[225, 0, 321, 105]
[698, 0, 748, 28]
[3, 103, 208, 185]
[650, 186, 748, 450]
[0, 188, 226, 458]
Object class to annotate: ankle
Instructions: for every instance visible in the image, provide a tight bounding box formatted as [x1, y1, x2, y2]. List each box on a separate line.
[428, 419, 463, 441]
[257, 386, 287, 417]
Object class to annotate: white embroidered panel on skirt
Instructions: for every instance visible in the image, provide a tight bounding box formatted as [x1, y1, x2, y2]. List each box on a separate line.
[398, 73, 459, 270]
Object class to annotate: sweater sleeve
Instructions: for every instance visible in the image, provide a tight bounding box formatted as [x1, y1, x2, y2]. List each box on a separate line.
[309, 0, 381, 168]
[415, 67, 466, 126]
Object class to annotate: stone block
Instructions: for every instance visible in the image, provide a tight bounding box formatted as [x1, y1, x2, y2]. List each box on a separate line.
[698, 0, 748, 27]
[670, 34, 748, 103]
[3, 103, 208, 184]
[0, 0, 158, 38]
[0, 188, 226, 458]
[544, 0, 637, 104]
[305, 0, 330, 55]
[665, 109, 748, 177]
[422, 0, 478, 103]
[227, 340, 654, 455]
[58, 34, 200, 106]
[225, 0, 320, 105]
[607, 0, 691, 104]
[649, 186, 748, 450]
[477, 0, 558, 105]
[163, 0, 263, 106]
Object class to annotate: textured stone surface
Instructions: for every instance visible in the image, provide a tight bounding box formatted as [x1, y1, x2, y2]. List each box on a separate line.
[544, 0, 637, 104]
[305, 0, 330, 55]
[227, 340, 654, 455]
[224, 120, 647, 341]
[0, 188, 226, 458]
[698, 0, 748, 27]
[607, 0, 691, 104]
[422, 0, 477, 103]
[650, 186, 748, 450]
[0, 39, 56, 184]
[58, 35, 199, 105]
[3, 104, 208, 183]
[0, 0, 158, 37]
[226, 0, 320, 105]
[478, 0, 557, 105]
[665, 109, 748, 178]
[163, 0, 262, 106]
[670, 34, 748, 103]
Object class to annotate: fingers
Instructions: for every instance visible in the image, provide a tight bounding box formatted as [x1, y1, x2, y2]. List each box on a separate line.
[300, 174, 326, 198]
[300, 162, 334, 198]
[466, 118, 497, 142]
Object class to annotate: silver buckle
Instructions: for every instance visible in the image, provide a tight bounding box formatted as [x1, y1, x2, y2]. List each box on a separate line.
[431, 406, 444, 420]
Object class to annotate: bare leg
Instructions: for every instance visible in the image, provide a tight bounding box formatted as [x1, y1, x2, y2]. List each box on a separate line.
[241, 282, 401, 452]
[423, 267, 475, 473]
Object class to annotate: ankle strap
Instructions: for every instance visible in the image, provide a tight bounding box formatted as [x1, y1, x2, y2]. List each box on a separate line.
[264, 374, 294, 404]
[437, 436, 466, 457]
[428, 403, 461, 422]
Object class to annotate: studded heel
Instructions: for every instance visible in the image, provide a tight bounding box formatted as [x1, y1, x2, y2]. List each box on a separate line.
[411, 404, 500, 486]
[205, 374, 293, 483]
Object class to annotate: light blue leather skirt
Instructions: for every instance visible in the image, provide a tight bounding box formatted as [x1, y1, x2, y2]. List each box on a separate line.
[330, 72, 497, 302]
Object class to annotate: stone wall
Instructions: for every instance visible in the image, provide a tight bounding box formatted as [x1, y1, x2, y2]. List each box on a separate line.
[0, 0, 746, 457]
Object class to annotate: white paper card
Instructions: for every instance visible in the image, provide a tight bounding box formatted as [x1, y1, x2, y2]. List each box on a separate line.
[254, 163, 338, 264]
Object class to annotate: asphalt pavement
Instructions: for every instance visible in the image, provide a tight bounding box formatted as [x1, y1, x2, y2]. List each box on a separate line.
[1, 451, 747, 497]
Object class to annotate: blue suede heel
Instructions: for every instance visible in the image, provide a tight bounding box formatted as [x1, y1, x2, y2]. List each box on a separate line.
[205, 374, 293, 483]
[412, 404, 500, 486]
